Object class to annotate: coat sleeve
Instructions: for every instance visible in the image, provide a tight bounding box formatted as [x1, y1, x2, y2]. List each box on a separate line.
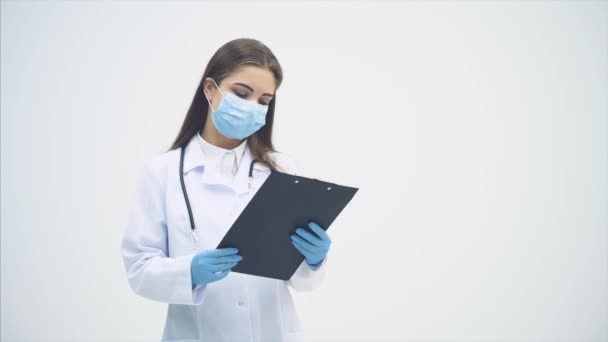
[121, 157, 207, 305]
[270, 152, 328, 291]
[286, 255, 328, 292]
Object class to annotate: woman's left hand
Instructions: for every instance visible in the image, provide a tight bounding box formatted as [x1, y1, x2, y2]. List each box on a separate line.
[290, 221, 331, 266]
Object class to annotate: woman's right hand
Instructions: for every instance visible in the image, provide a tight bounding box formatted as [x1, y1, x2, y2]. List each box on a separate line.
[191, 247, 243, 288]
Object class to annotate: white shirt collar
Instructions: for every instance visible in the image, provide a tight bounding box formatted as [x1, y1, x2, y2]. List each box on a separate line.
[196, 132, 248, 177]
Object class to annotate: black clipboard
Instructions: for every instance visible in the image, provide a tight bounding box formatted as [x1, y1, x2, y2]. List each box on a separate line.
[216, 170, 358, 280]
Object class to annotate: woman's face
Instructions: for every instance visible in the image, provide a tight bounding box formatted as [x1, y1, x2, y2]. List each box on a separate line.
[204, 65, 276, 111]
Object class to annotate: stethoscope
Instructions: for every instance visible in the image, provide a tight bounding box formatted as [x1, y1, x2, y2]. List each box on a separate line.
[179, 146, 267, 244]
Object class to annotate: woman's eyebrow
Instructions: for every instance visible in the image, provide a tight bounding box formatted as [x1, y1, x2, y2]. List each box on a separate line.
[233, 82, 273, 97]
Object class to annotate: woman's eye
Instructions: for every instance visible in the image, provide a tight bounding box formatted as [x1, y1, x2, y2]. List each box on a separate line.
[234, 91, 268, 105]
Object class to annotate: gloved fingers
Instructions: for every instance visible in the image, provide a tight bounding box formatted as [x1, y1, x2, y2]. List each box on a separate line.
[208, 261, 238, 273]
[202, 248, 239, 258]
[307, 221, 331, 242]
[294, 228, 323, 246]
[209, 268, 231, 281]
[291, 239, 314, 258]
[291, 235, 323, 254]
[207, 254, 243, 264]
[291, 237, 322, 257]
[302, 231, 331, 251]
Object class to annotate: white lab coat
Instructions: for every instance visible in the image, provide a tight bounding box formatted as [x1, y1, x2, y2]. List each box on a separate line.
[121, 133, 327, 342]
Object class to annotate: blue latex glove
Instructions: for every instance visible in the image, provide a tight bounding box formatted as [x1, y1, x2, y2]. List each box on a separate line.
[191, 247, 243, 288]
[290, 221, 331, 266]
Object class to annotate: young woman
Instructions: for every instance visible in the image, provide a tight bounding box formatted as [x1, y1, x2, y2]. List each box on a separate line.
[121, 38, 331, 342]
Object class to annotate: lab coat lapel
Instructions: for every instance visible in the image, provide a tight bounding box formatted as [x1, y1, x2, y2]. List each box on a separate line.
[181, 134, 226, 187]
[188, 136, 252, 196]
[182, 134, 205, 174]
[200, 166, 228, 187]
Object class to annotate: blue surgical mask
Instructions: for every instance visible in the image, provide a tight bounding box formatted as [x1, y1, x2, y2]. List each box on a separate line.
[204, 79, 269, 140]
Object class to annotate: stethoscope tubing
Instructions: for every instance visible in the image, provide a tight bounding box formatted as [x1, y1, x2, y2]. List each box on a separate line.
[179, 145, 261, 243]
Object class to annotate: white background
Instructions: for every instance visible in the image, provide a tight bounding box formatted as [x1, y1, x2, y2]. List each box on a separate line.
[1, 1, 607, 341]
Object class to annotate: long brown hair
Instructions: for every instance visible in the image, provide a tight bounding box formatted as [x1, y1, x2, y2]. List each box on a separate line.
[168, 38, 284, 171]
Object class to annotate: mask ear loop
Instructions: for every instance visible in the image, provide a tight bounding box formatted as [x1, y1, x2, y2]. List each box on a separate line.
[204, 78, 223, 112]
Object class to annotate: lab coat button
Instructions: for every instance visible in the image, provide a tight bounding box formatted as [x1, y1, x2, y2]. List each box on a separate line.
[238, 300, 244, 306]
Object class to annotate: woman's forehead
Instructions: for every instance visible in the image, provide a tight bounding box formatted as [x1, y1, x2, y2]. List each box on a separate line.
[225, 66, 276, 94]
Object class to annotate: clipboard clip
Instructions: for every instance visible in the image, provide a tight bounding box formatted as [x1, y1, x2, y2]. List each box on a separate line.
[292, 176, 333, 191]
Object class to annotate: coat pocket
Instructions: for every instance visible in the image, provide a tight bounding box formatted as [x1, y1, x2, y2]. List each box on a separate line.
[167, 210, 191, 233]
